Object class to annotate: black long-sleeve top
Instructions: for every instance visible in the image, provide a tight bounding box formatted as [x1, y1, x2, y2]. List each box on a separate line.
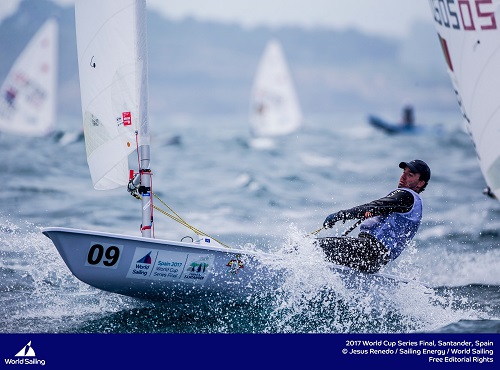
[339, 188, 415, 221]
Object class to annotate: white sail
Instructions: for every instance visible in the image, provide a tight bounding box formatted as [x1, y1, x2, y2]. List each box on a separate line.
[249, 39, 303, 137]
[0, 19, 57, 137]
[429, 1, 500, 199]
[75, 0, 149, 190]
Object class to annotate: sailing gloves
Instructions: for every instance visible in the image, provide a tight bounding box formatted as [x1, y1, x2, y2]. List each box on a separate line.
[323, 211, 347, 228]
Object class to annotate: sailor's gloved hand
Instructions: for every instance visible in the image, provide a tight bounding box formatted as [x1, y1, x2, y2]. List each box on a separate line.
[323, 211, 346, 228]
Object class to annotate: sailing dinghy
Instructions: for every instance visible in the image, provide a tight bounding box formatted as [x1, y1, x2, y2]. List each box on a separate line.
[0, 18, 57, 137]
[429, 0, 500, 199]
[42, 0, 426, 303]
[249, 39, 303, 139]
[41, 0, 287, 302]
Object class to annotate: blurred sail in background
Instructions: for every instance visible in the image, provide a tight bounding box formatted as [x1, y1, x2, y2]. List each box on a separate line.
[0, 19, 57, 137]
[249, 39, 303, 138]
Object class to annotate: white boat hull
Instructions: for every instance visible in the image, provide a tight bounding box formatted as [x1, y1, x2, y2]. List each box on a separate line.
[42, 227, 284, 302]
[42, 228, 428, 303]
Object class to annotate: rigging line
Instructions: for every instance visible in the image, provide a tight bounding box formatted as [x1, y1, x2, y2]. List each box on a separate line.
[132, 192, 232, 249]
[152, 204, 205, 236]
[152, 203, 232, 249]
[153, 191, 187, 225]
[309, 219, 363, 237]
[152, 192, 232, 249]
[341, 219, 363, 237]
[309, 226, 324, 235]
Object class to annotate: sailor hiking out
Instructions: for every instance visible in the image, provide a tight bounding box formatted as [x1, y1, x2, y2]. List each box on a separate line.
[318, 159, 431, 273]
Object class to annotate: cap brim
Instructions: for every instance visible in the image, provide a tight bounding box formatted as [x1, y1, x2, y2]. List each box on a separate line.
[399, 161, 418, 173]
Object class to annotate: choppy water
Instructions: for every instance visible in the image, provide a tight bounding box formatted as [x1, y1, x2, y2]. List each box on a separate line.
[0, 111, 499, 334]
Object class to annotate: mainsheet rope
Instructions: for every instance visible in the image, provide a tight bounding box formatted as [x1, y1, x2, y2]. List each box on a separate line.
[132, 187, 360, 248]
[130, 190, 233, 249]
[309, 219, 363, 237]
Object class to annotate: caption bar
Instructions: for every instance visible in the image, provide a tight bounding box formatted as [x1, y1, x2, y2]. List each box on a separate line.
[342, 338, 494, 363]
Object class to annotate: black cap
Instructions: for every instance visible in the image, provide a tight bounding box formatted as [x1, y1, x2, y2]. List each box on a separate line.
[399, 159, 431, 182]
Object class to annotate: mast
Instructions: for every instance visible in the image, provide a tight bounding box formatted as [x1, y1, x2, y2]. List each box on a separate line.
[136, 0, 152, 238]
[139, 145, 152, 238]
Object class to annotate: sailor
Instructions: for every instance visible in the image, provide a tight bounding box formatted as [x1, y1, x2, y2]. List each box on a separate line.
[401, 105, 415, 127]
[319, 159, 431, 273]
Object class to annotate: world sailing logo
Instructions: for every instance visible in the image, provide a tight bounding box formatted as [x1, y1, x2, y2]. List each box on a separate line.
[4, 341, 46, 366]
[15, 341, 36, 357]
[130, 251, 153, 277]
[137, 251, 152, 264]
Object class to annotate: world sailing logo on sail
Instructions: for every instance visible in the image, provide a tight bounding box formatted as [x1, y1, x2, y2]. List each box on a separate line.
[429, 0, 497, 30]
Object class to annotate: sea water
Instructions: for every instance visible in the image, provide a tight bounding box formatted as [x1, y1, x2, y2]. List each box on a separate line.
[0, 111, 499, 333]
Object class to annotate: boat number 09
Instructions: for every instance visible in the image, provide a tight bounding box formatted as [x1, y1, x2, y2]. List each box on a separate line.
[87, 244, 120, 267]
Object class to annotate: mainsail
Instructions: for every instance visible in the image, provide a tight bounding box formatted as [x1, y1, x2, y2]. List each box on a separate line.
[75, 0, 149, 190]
[429, 1, 500, 199]
[249, 39, 303, 137]
[0, 19, 57, 137]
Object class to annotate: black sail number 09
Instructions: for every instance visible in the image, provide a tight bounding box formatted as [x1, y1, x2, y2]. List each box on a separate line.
[87, 244, 120, 267]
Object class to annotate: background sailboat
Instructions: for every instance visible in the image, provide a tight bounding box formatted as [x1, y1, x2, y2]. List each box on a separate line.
[429, 1, 500, 200]
[249, 39, 303, 140]
[0, 18, 57, 137]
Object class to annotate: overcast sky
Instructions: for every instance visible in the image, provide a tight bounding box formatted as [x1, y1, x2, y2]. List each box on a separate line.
[0, 0, 433, 38]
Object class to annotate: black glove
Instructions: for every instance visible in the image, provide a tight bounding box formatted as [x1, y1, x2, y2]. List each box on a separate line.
[323, 211, 346, 228]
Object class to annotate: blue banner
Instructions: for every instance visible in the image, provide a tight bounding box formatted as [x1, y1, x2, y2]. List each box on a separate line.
[0, 333, 497, 368]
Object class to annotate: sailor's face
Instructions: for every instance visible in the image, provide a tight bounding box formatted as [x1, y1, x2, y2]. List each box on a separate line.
[398, 167, 424, 191]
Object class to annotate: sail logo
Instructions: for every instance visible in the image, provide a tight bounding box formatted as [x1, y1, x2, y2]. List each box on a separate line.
[3, 341, 46, 366]
[16, 341, 36, 357]
[122, 111, 132, 126]
[115, 112, 132, 127]
[430, 0, 497, 31]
